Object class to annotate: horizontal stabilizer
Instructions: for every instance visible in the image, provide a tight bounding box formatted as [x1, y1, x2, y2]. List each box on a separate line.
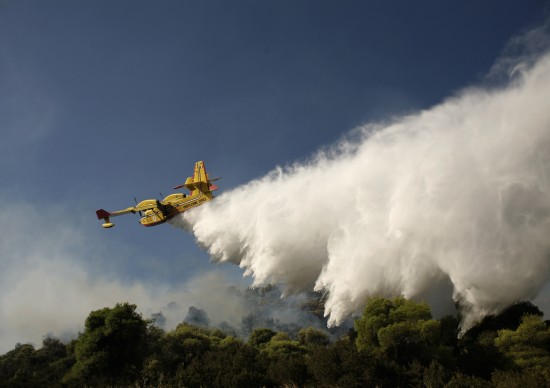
[96, 209, 115, 228]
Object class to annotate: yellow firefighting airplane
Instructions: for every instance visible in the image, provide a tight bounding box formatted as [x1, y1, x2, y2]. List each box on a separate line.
[96, 161, 219, 228]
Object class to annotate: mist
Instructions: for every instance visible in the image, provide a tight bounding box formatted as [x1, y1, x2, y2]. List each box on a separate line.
[0, 200, 337, 353]
[180, 46, 550, 332]
[0, 201, 253, 353]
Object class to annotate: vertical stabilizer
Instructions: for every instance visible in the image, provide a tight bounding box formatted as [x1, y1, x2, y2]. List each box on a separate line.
[176, 161, 217, 195]
[193, 161, 209, 193]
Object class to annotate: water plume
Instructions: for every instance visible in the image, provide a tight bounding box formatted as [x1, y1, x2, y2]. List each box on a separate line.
[179, 47, 550, 332]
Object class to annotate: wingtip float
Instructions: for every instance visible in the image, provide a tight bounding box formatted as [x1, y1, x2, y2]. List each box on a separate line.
[96, 161, 219, 229]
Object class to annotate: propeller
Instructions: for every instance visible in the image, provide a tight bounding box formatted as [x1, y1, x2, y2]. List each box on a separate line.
[134, 197, 143, 217]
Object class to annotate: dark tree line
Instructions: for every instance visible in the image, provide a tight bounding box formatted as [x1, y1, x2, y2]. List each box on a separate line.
[1, 298, 549, 387]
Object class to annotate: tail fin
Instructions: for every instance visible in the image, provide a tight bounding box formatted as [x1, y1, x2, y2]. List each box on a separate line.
[96, 209, 114, 228]
[194, 161, 208, 185]
[174, 161, 219, 194]
[96, 209, 111, 220]
[194, 160, 214, 193]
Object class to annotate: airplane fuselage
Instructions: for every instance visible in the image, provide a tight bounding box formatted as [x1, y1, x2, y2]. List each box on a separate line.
[138, 190, 212, 227]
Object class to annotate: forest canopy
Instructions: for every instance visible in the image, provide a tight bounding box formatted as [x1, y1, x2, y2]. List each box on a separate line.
[1, 298, 549, 387]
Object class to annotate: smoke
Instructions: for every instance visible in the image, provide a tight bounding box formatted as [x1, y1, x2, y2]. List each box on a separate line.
[179, 43, 550, 332]
[0, 201, 252, 353]
[155, 285, 351, 339]
[0, 199, 346, 353]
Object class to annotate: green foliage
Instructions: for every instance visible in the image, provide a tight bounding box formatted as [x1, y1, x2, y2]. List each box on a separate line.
[355, 297, 447, 366]
[0, 338, 74, 388]
[491, 369, 548, 388]
[389, 297, 432, 322]
[456, 332, 505, 380]
[1, 298, 549, 387]
[455, 306, 548, 383]
[445, 372, 492, 387]
[185, 337, 268, 387]
[255, 332, 309, 386]
[455, 302, 546, 380]
[355, 297, 394, 350]
[463, 301, 543, 340]
[262, 332, 306, 358]
[423, 360, 447, 388]
[33, 338, 75, 385]
[306, 336, 374, 387]
[298, 327, 330, 347]
[494, 314, 550, 381]
[248, 327, 276, 348]
[152, 322, 221, 379]
[63, 302, 149, 386]
[0, 343, 36, 387]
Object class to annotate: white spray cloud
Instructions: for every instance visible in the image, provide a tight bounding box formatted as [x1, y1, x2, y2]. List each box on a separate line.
[181, 48, 550, 332]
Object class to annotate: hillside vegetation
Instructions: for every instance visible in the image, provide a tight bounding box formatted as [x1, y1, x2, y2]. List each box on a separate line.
[1, 298, 549, 387]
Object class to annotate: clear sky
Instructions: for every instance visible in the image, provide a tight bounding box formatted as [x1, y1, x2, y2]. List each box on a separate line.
[0, 1, 549, 351]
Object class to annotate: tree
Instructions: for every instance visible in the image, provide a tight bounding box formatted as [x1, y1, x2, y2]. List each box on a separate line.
[151, 322, 227, 386]
[422, 360, 447, 388]
[445, 372, 491, 387]
[5, 298, 550, 387]
[32, 337, 74, 386]
[306, 336, 374, 387]
[297, 327, 330, 347]
[0, 343, 36, 387]
[355, 297, 446, 366]
[63, 302, 149, 386]
[248, 328, 276, 348]
[491, 369, 548, 388]
[0, 338, 73, 388]
[183, 337, 268, 387]
[261, 332, 309, 386]
[495, 314, 550, 382]
[462, 301, 543, 340]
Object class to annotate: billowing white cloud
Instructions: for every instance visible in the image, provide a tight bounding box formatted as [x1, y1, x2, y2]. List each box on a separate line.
[181, 50, 550, 333]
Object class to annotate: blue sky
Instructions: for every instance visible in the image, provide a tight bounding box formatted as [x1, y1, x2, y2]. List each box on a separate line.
[0, 1, 549, 351]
